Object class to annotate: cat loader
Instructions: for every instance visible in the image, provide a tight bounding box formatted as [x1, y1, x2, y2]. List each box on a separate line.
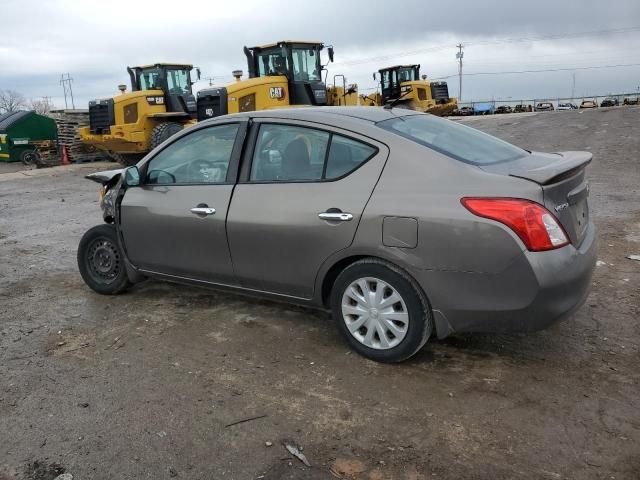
[80, 63, 200, 165]
[373, 65, 457, 116]
[326, 75, 361, 106]
[197, 41, 333, 120]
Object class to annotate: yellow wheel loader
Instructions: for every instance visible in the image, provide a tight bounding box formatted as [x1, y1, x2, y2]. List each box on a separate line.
[373, 65, 457, 116]
[80, 63, 200, 165]
[196, 41, 334, 120]
[326, 75, 361, 106]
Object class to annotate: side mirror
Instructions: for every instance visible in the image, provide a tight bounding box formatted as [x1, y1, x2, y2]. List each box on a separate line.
[196, 67, 201, 81]
[123, 166, 140, 187]
[372, 72, 377, 81]
[328, 46, 334, 63]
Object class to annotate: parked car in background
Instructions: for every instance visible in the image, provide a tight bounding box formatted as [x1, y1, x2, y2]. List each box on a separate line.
[473, 102, 494, 115]
[623, 96, 639, 105]
[600, 97, 619, 107]
[495, 105, 513, 114]
[455, 106, 474, 116]
[535, 102, 555, 112]
[557, 103, 578, 111]
[78, 107, 596, 363]
[580, 100, 598, 109]
[514, 104, 532, 113]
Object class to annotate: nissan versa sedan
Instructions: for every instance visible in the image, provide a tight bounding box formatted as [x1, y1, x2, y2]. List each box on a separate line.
[78, 107, 596, 363]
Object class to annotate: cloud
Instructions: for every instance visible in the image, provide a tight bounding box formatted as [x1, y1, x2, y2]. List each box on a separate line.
[0, 0, 639, 106]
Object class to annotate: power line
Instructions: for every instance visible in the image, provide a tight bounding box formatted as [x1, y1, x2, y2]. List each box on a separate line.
[465, 26, 640, 47]
[433, 62, 640, 80]
[333, 25, 640, 68]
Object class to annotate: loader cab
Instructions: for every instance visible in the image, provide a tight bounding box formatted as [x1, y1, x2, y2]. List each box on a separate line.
[127, 63, 198, 117]
[378, 65, 420, 104]
[244, 41, 333, 106]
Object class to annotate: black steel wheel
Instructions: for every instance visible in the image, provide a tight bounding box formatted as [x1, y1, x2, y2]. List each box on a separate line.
[77, 225, 131, 295]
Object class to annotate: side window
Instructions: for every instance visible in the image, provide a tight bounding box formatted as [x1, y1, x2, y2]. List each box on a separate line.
[382, 71, 390, 90]
[167, 70, 189, 94]
[250, 124, 329, 182]
[146, 124, 239, 185]
[257, 52, 288, 77]
[325, 135, 377, 180]
[249, 124, 377, 183]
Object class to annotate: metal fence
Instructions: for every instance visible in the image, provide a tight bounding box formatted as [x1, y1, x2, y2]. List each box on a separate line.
[456, 92, 639, 114]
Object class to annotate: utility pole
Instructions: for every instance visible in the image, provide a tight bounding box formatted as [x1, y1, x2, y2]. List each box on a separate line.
[205, 77, 215, 87]
[456, 43, 464, 101]
[60, 74, 68, 109]
[571, 72, 576, 99]
[59, 74, 75, 109]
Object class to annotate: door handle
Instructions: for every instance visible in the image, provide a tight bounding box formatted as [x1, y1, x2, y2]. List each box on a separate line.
[190, 207, 216, 216]
[318, 212, 353, 222]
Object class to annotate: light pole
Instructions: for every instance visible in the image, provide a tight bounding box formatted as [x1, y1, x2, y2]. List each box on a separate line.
[456, 44, 464, 101]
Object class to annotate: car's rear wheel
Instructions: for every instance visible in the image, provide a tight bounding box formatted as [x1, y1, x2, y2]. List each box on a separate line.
[331, 259, 433, 363]
[77, 225, 131, 295]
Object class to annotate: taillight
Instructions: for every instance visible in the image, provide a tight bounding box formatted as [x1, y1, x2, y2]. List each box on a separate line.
[461, 197, 569, 251]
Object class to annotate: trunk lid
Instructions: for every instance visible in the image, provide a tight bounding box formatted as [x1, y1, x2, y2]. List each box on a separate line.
[480, 151, 592, 246]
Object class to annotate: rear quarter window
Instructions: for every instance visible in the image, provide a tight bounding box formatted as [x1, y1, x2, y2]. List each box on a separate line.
[377, 114, 526, 165]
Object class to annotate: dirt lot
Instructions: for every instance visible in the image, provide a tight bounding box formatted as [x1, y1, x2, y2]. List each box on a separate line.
[1, 107, 638, 480]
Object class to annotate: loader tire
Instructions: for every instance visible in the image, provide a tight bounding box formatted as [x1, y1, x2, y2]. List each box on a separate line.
[106, 152, 144, 167]
[150, 122, 184, 150]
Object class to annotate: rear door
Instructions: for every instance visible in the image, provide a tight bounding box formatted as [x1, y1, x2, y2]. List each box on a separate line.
[227, 119, 389, 298]
[120, 121, 246, 284]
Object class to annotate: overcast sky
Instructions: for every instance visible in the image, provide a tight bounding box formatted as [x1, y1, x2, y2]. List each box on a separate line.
[1, 0, 639, 108]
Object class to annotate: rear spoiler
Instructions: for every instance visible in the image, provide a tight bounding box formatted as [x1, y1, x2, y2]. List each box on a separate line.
[509, 151, 592, 185]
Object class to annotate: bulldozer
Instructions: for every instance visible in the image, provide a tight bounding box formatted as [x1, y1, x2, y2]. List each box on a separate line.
[372, 65, 457, 116]
[197, 41, 333, 119]
[326, 75, 361, 106]
[80, 63, 200, 165]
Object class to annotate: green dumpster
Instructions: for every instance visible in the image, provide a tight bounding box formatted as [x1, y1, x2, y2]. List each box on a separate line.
[0, 110, 58, 163]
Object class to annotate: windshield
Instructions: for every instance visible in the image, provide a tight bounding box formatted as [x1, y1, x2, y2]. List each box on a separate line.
[139, 68, 161, 90]
[257, 49, 289, 77]
[378, 114, 527, 165]
[291, 47, 321, 81]
[166, 68, 191, 94]
[398, 67, 418, 82]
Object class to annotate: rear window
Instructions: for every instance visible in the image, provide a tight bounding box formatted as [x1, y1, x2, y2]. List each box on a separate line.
[377, 114, 527, 165]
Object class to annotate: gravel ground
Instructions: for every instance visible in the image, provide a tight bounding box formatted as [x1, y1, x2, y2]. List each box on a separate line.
[0, 107, 638, 480]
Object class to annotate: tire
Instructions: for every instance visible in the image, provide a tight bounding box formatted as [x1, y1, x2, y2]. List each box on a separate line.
[20, 150, 41, 167]
[331, 258, 433, 363]
[77, 225, 131, 295]
[106, 151, 145, 166]
[150, 122, 184, 150]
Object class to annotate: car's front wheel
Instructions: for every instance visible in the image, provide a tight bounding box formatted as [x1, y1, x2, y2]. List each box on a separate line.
[77, 225, 131, 295]
[331, 259, 433, 363]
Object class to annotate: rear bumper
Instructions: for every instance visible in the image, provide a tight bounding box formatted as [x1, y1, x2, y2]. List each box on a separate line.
[412, 222, 597, 337]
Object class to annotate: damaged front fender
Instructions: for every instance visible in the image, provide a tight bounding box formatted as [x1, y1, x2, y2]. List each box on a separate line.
[86, 169, 123, 224]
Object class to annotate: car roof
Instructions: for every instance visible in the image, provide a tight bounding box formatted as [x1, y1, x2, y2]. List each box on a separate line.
[205, 106, 421, 125]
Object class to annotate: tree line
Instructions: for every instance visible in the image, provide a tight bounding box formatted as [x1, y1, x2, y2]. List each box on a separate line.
[0, 89, 54, 115]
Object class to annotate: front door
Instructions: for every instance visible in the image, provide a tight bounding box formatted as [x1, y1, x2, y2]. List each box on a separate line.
[120, 121, 245, 284]
[227, 120, 388, 298]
